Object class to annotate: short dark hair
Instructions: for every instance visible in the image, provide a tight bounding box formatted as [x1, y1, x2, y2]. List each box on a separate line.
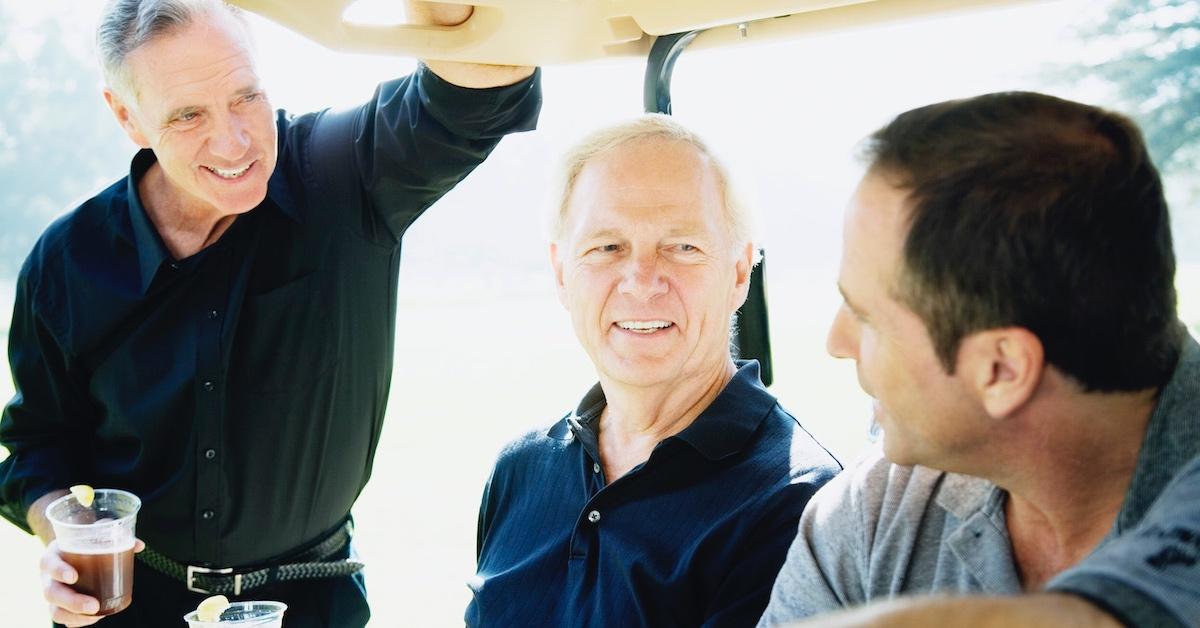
[865, 91, 1182, 392]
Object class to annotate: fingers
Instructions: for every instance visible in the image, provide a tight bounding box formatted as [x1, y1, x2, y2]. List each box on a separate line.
[134, 538, 146, 553]
[40, 542, 76, 585]
[47, 592, 102, 626]
[41, 541, 102, 626]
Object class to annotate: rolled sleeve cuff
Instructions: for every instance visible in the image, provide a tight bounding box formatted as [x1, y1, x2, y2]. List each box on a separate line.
[415, 63, 541, 139]
[0, 447, 72, 534]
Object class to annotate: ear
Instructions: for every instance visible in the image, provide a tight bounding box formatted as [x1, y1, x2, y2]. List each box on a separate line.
[958, 327, 1044, 419]
[549, 242, 568, 308]
[103, 88, 150, 149]
[730, 243, 754, 311]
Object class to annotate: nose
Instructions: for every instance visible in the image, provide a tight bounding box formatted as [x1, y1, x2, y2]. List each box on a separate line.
[826, 304, 859, 360]
[617, 250, 668, 301]
[208, 111, 251, 162]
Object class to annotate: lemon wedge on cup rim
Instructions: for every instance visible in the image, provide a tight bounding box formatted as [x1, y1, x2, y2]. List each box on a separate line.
[196, 594, 231, 622]
[68, 484, 94, 508]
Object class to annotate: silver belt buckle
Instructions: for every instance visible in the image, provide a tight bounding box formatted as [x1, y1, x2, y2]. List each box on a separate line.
[186, 565, 242, 595]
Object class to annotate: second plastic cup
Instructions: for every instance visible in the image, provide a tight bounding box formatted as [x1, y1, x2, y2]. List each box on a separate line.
[183, 601, 288, 627]
[46, 488, 141, 616]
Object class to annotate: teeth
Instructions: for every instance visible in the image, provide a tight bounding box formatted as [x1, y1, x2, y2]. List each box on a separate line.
[206, 164, 250, 179]
[617, 320, 673, 333]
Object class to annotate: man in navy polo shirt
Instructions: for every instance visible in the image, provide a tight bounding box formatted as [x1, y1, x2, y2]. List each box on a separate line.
[466, 115, 840, 627]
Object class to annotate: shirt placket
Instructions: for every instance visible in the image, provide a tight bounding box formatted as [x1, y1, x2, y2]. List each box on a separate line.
[193, 260, 228, 564]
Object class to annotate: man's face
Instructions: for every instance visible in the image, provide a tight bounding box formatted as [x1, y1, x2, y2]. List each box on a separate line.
[551, 138, 752, 389]
[106, 10, 276, 218]
[827, 171, 986, 468]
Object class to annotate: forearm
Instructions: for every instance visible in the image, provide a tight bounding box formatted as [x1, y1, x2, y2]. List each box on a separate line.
[783, 594, 1123, 628]
[28, 489, 68, 544]
[406, 1, 535, 88]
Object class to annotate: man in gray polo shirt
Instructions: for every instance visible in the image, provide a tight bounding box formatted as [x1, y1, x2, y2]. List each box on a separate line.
[759, 92, 1199, 627]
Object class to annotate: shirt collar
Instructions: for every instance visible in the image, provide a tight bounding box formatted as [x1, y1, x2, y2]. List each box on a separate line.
[549, 360, 777, 461]
[120, 118, 301, 294]
[125, 149, 173, 295]
[1117, 331, 1200, 531]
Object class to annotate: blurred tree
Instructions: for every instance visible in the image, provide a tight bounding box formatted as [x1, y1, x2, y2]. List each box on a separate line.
[0, 5, 130, 276]
[1080, 0, 1199, 172]
[1072, 0, 1199, 258]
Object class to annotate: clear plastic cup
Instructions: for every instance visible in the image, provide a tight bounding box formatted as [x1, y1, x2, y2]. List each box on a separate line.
[45, 488, 141, 616]
[183, 601, 288, 627]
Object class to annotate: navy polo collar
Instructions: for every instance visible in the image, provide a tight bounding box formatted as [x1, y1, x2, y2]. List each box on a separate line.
[550, 360, 777, 461]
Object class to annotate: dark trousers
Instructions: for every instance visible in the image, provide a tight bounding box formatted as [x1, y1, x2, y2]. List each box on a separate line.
[54, 543, 370, 628]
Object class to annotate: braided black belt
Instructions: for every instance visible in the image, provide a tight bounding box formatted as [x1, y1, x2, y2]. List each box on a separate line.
[137, 521, 364, 595]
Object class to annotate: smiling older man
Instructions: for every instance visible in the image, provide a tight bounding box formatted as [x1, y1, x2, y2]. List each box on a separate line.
[466, 115, 840, 627]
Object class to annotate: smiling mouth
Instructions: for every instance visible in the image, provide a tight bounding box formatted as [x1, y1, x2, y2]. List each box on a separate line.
[204, 162, 253, 180]
[615, 320, 674, 334]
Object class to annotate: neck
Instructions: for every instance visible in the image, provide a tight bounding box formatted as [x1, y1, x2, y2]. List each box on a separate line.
[596, 358, 737, 481]
[139, 162, 238, 260]
[996, 383, 1157, 589]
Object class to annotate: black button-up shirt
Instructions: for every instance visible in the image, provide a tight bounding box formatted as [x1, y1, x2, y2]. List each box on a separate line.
[467, 361, 842, 627]
[0, 65, 540, 567]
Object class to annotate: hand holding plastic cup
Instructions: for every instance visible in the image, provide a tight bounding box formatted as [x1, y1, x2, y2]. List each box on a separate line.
[45, 487, 141, 616]
[184, 600, 288, 627]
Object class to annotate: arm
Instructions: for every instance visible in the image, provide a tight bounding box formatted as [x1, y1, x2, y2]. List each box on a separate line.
[406, 2, 535, 88]
[0, 263, 110, 626]
[299, 11, 541, 245]
[781, 594, 1123, 628]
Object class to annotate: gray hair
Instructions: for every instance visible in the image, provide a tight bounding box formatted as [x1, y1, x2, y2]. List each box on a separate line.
[548, 114, 759, 260]
[97, 0, 244, 99]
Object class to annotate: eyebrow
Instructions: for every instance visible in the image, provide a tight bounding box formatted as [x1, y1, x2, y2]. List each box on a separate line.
[837, 283, 867, 318]
[163, 104, 201, 125]
[162, 86, 261, 125]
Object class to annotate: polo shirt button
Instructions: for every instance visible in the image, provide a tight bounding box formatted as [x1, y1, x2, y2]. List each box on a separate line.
[204, 448, 217, 460]
[208, 310, 219, 320]
[202, 381, 215, 392]
[169, 262, 180, 270]
[587, 510, 601, 523]
[201, 509, 215, 520]
[592, 463, 601, 474]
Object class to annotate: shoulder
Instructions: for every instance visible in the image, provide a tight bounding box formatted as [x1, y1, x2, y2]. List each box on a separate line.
[769, 404, 843, 484]
[488, 416, 576, 480]
[805, 446, 950, 537]
[20, 179, 126, 304]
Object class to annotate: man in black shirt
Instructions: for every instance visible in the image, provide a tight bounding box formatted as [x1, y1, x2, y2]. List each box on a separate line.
[0, 1, 539, 626]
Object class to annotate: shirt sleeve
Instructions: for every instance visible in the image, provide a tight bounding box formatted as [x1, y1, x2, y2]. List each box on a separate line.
[303, 64, 542, 246]
[0, 261, 92, 533]
[1046, 455, 1200, 628]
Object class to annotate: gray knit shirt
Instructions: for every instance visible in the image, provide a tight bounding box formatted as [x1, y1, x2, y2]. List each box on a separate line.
[759, 335, 1200, 628]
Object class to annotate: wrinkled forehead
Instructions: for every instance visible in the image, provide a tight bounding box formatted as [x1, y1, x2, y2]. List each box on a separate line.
[566, 139, 725, 232]
[125, 11, 258, 102]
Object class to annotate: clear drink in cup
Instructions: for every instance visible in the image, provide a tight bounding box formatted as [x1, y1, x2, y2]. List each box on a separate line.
[183, 601, 288, 627]
[45, 488, 141, 616]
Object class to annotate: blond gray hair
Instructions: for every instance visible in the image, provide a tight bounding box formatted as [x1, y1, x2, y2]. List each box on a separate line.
[548, 114, 759, 260]
[97, 0, 245, 100]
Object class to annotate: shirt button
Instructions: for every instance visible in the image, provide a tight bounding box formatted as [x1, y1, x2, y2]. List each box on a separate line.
[208, 310, 219, 320]
[201, 509, 215, 520]
[169, 262, 180, 270]
[587, 510, 601, 523]
[202, 381, 215, 392]
[204, 448, 217, 460]
[593, 463, 601, 474]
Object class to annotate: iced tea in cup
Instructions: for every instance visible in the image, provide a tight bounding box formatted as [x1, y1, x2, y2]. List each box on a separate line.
[45, 488, 141, 615]
[184, 601, 288, 627]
